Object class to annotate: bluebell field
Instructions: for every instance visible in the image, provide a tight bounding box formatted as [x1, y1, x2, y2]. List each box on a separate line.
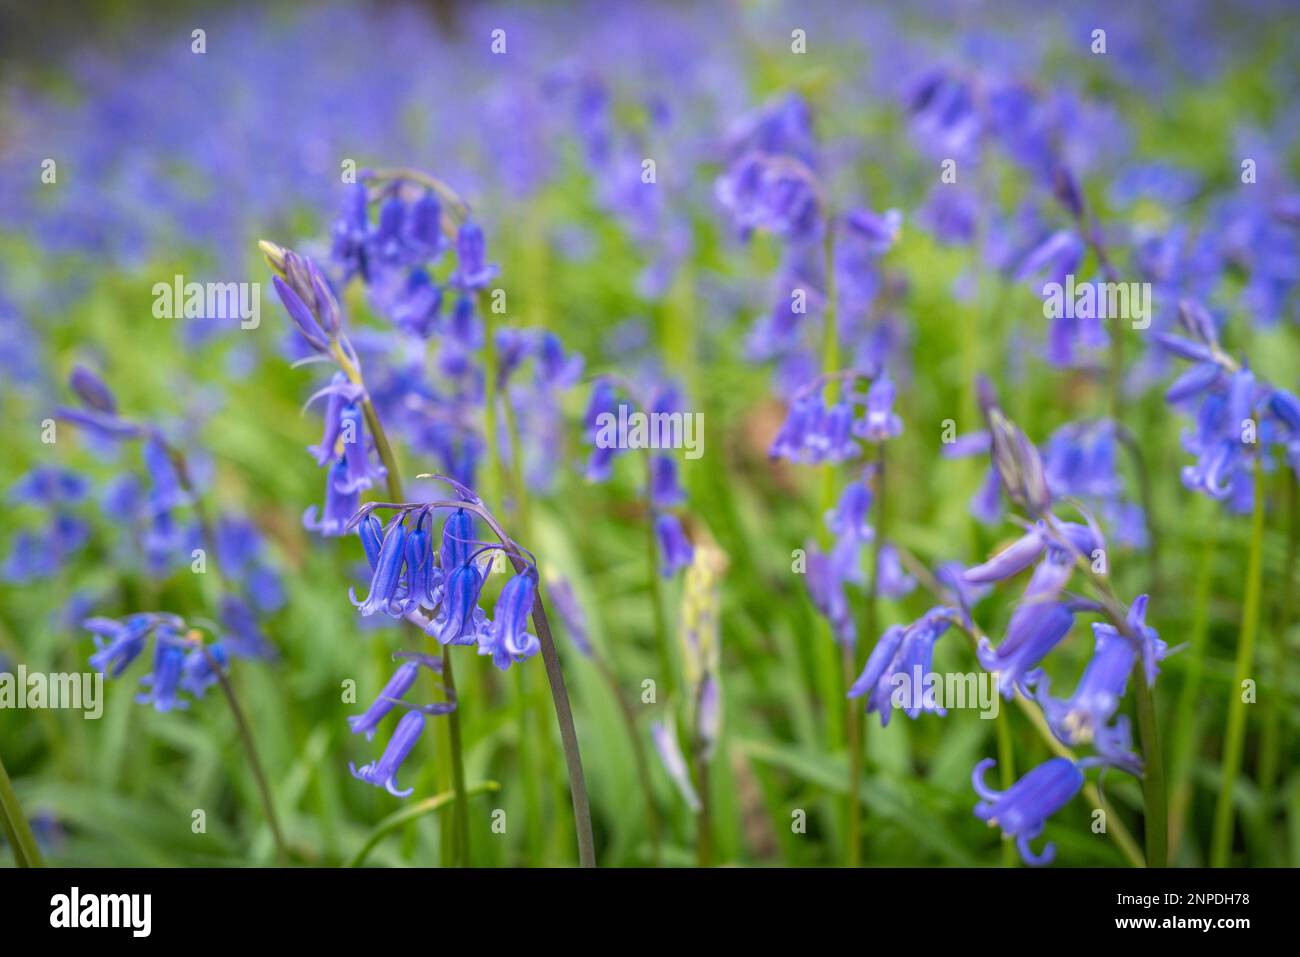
[0, 0, 1297, 869]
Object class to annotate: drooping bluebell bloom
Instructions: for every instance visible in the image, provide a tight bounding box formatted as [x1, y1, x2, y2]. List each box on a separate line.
[825, 479, 873, 542]
[69, 364, 118, 414]
[351, 519, 408, 617]
[135, 625, 189, 712]
[972, 757, 1084, 866]
[427, 562, 488, 646]
[654, 512, 694, 578]
[142, 436, 185, 510]
[479, 569, 542, 671]
[439, 508, 476, 570]
[848, 608, 956, 725]
[650, 455, 685, 507]
[805, 536, 861, 646]
[853, 373, 903, 442]
[875, 543, 916, 599]
[337, 404, 386, 494]
[848, 624, 907, 719]
[964, 525, 1048, 584]
[217, 594, 278, 661]
[304, 459, 360, 536]
[180, 641, 227, 698]
[350, 709, 426, 798]
[8, 467, 88, 508]
[86, 614, 163, 677]
[978, 600, 1075, 699]
[402, 515, 442, 612]
[348, 654, 439, 740]
[450, 221, 499, 291]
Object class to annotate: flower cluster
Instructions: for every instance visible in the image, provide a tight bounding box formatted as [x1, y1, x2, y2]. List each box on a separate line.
[583, 376, 695, 578]
[348, 500, 541, 672]
[84, 613, 229, 713]
[1160, 298, 1300, 511]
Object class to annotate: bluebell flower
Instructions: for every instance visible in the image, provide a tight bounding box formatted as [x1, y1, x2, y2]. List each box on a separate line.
[450, 221, 499, 291]
[142, 436, 185, 510]
[86, 614, 165, 677]
[650, 455, 685, 507]
[875, 543, 916, 599]
[69, 365, 118, 414]
[426, 562, 488, 646]
[978, 600, 1075, 699]
[479, 569, 542, 670]
[825, 479, 873, 542]
[848, 608, 956, 725]
[180, 641, 227, 698]
[8, 467, 88, 507]
[135, 626, 189, 712]
[972, 757, 1084, 866]
[217, 595, 278, 661]
[853, 373, 903, 442]
[439, 508, 476, 570]
[303, 459, 360, 536]
[351, 519, 408, 617]
[348, 653, 441, 740]
[271, 274, 331, 354]
[654, 512, 694, 577]
[964, 525, 1047, 584]
[350, 709, 426, 798]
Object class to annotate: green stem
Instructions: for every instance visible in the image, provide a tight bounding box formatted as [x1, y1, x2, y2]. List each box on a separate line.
[203, 646, 289, 864]
[645, 456, 676, 702]
[0, 750, 43, 867]
[1211, 461, 1266, 867]
[843, 642, 863, 867]
[1258, 473, 1296, 822]
[1132, 668, 1167, 867]
[346, 781, 499, 867]
[344, 349, 470, 868]
[1168, 508, 1215, 858]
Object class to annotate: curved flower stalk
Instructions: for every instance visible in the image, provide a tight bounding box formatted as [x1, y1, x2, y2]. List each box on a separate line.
[342, 476, 595, 866]
[1156, 298, 1300, 864]
[650, 538, 727, 866]
[853, 387, 1168, 866]
[50, 367, 283, 656]
[82, 613, 287, 861]
[264, 171, 588, 866]
[582, 374, 696, 706]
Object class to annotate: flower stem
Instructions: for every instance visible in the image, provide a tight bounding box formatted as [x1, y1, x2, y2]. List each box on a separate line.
[346, 781, 499, 868]
[0, 750, 43, 867]
[1168, 505, 1215, 857]
[1132, 665, 1167, 867]
[460, 502, 596, 867]
[1258, 471, 1296, 843]
[202, 645, 289, 864]
[345, 353, 471, 867]
[1211, 460, 1266, 867]
[644, 455, 676, 702]
[531, 590, 597, 866]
